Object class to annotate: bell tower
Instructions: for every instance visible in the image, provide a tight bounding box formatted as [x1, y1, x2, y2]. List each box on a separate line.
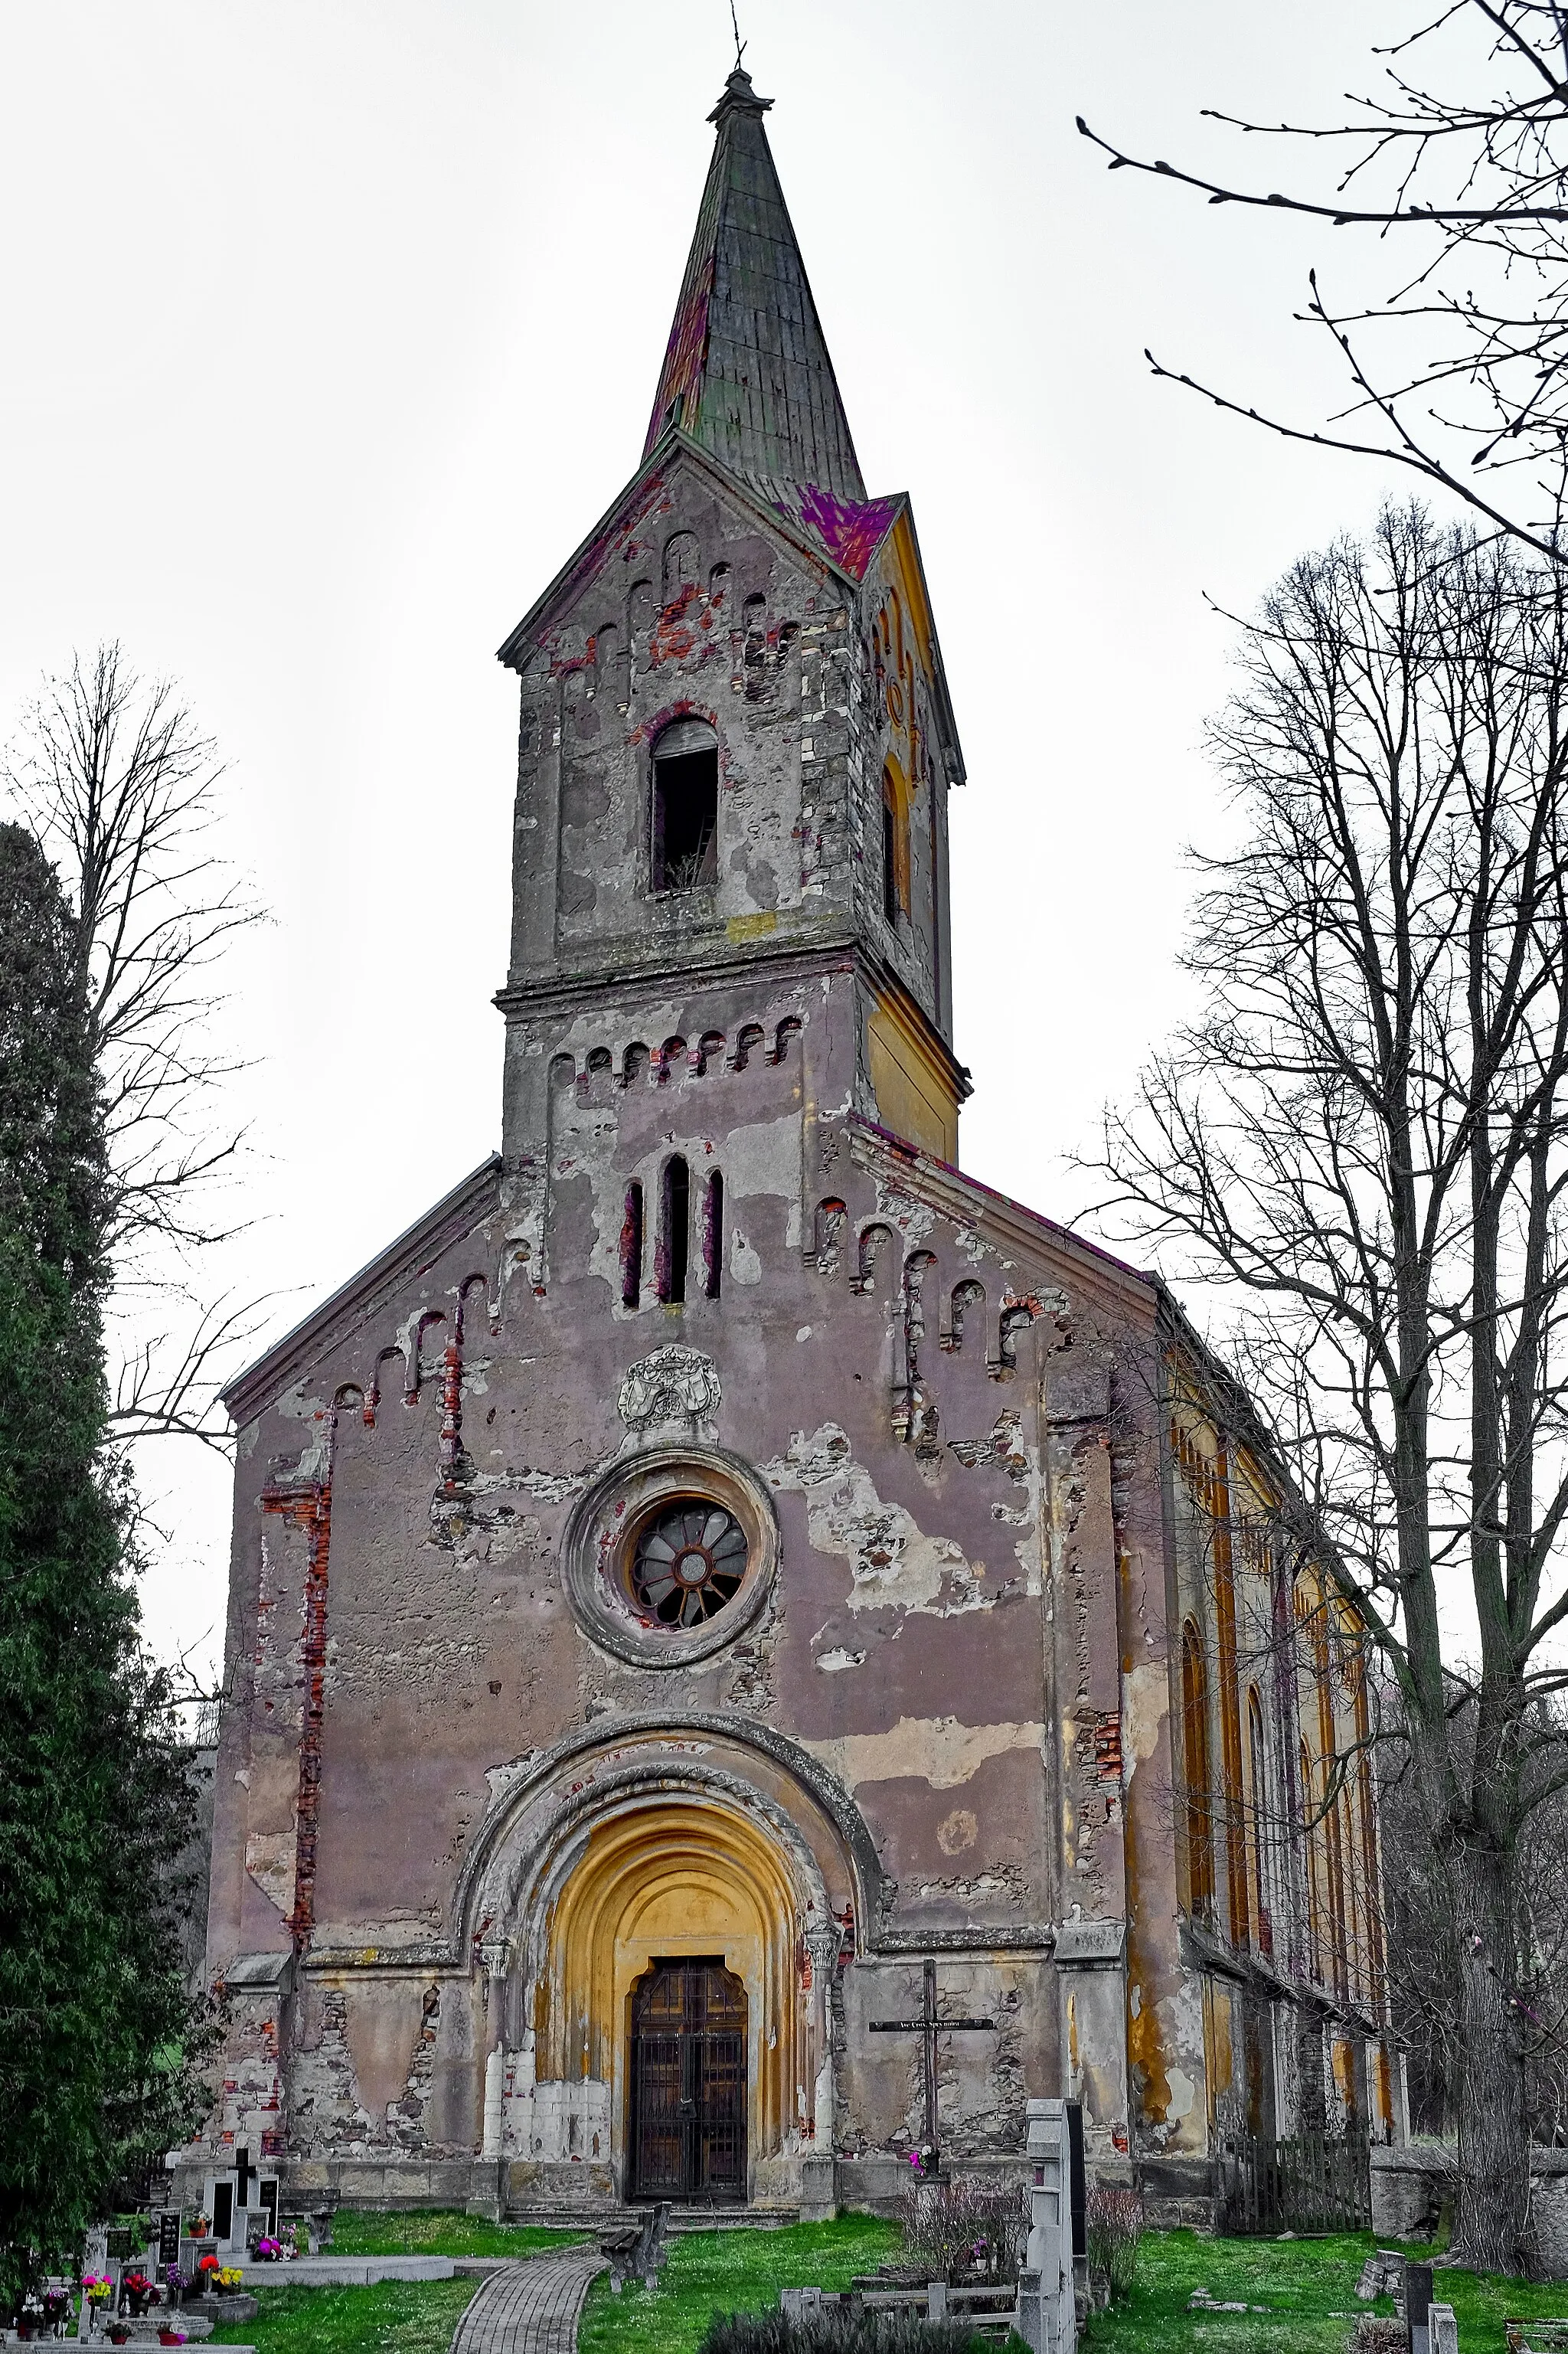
[494, 67, 969, 1268]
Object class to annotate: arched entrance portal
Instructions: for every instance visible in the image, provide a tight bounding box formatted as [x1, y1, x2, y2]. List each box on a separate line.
[462, 1725, 871, 2206]
[629, 1957, 747, 2202]
[501, 1790, 832, 2202]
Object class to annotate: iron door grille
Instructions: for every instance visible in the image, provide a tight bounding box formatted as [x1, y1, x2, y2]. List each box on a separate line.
[696, 2028, 746, 2196]
[630, 1959, 747, 2202]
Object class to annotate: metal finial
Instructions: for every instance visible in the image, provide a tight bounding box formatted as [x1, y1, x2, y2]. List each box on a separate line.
[728, 0, 746, 70]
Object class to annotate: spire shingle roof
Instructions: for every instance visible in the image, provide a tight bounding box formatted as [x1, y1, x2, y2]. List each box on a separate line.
[643, 68, 866, 505]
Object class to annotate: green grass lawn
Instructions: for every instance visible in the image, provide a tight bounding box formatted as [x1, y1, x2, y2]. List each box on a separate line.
[195, 2210, 1568, 2354]
[1081, 2230, 1388, 2354]
[207, 2277, 479, 2354]
[200, 2217, 583, 2354]
[1083, 2228, 1568, 2354]
[325, 2211, 585, 2259]
[577, 2218, 901, 2354]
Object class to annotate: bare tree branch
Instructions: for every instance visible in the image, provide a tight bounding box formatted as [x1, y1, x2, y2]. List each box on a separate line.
[1086, 503, 1568, 2265]
[108, 1292, 283, 1454]
[3, 643, 263, 1266]
[2, 645, 269, 1460]
[1080, 2, 1568, 557]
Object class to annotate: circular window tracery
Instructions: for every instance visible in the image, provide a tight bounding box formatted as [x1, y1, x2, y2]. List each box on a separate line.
[631, 1501, 748, 1626]
[560, 1445, 778, 1669]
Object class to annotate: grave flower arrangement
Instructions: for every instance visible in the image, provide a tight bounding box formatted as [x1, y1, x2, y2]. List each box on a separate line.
[194, 2257, 220, 2288]
[251, 2239, 284, 2263]
[214, 2271, 243, 2296]
[121, 2272, 158, 2316]
[81, 2277, 113, 2307]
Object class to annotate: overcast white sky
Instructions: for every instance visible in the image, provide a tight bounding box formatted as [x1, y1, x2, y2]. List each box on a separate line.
[1, 0, 1426, 1675]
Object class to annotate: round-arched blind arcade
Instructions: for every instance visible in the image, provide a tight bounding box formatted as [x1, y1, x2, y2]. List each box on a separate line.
[652, 720, 719, 891]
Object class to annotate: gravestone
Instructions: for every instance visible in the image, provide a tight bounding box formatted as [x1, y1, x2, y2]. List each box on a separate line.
[1406, 2259, 1434, 2354]
[1067, 2101, 1088, 2271]
[1017, 2097, 1076, 2354]
[157, 2216, 181, 2272]
[79, 2228, 109, 2341]
[78, 2231, 108, 2343]
[781, 2289, 833, 2321]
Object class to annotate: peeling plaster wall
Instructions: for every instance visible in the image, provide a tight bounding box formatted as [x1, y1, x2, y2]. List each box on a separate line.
[498, 449, 963, 1180]
[196, 1103, 1165, 2198]
[188, 454, 1388, 2222]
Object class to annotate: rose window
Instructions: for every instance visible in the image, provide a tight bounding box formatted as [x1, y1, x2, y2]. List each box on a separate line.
[630, 1501, 749, 1627]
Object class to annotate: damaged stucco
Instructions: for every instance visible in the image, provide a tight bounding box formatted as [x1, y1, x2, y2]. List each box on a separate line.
[185, 64, 1395, 2229]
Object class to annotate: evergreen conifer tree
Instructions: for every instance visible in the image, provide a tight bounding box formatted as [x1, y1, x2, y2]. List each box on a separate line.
[0, 823, 207, 2305]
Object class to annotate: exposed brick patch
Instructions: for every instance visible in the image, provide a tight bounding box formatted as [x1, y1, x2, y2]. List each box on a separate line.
[260, 1482, 332, 1953]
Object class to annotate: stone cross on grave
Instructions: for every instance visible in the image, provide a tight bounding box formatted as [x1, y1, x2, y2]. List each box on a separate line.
[870, 1957, 995, 2173]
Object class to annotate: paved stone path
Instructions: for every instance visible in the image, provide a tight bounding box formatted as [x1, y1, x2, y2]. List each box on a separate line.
[449, 2251, 609, 2354]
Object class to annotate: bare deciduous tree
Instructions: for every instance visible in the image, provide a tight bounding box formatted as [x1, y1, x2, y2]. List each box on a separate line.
[3, 644, 265, 1449]
[1380, 1687, 1568, 2153]
[1093, 504, 1568, 2271]
[1080, 3, 1568, 560]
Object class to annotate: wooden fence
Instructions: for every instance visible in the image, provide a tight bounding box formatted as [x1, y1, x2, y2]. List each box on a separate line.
[1216, 2124, 1372, 2235]
[782, 2284, 1020, 2339]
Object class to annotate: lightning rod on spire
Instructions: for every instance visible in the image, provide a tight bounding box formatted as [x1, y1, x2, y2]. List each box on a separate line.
[728, 0, 746, 71]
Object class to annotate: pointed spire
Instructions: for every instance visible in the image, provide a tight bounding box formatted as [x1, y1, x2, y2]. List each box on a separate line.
[643, 68, 866, 502]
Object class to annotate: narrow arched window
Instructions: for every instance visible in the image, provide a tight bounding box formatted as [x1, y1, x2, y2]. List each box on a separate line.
[620, 1182, 643, 1309]
[1302, 1739, 1324, 1983]
[1358, 1754, 1385, 2006]
[658, 1156, 690, 1303]
[652, 719, 718, 891]
[703, 1170, 724, 1299]
[814, 1198, 847, 1274]
[1326, 1772, 1351, 1999]
[1247, 1687, 1271, 1957]
[881, 769, 903, 924]
[947, 1280, 985, 1353]
[1181, 1620, 1214, 1923]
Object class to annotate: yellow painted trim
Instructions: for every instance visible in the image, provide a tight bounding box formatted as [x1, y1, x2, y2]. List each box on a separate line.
[881, 513, 936, 686]
[867, 990, 959, 1162]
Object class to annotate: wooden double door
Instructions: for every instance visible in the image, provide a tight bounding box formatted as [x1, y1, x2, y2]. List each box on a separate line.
[629, 1958, 747, 2202]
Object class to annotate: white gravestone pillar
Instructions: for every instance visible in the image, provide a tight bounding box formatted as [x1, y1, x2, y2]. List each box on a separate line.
[79, 2229, 107, 2339]
[1018, 2097, 1076, 2354]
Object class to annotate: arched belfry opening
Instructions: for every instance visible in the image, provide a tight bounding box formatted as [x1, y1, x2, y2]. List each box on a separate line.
[651, 718, 718, 891]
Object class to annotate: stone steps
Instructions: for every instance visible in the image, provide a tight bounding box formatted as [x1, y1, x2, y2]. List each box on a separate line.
[501, 2206, 800, 2234]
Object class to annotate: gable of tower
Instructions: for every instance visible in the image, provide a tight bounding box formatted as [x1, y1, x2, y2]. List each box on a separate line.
[497, 434, 858, 680]
[500, 437, 872, 992]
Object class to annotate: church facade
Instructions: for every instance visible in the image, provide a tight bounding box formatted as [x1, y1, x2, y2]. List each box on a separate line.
[184, 70, 1400, 2224]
